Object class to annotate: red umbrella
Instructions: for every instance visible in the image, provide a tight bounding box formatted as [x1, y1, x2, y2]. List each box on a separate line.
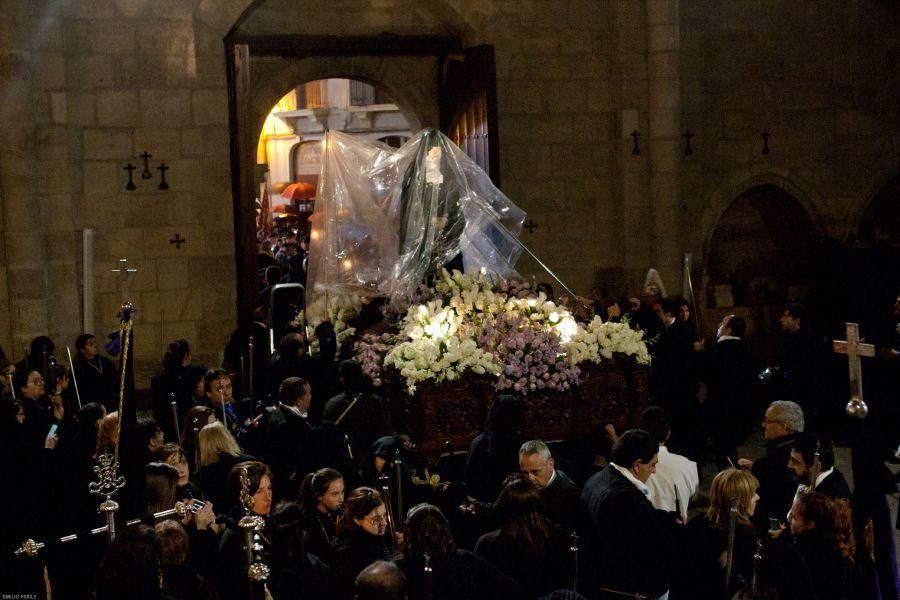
[281, 182, 316, 200]
[272, 204, 300, 214]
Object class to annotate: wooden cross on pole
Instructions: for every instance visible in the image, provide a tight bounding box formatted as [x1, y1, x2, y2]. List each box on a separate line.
[111, 258, 138, 303]
[832, 322, 875, 418]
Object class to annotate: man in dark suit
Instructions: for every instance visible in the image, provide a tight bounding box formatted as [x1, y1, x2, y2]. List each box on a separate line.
[702, 314, 757, 470]
[266, 377, 320, 501]
[518, 439, 580, 530]
[650, 297, 699, 459]
[579, 429, 678, 599]
[739, 400, 805, 530]
[788, 434, 851, 501]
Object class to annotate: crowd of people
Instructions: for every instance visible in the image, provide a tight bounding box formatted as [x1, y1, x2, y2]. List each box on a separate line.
[1, 289, 898, 600]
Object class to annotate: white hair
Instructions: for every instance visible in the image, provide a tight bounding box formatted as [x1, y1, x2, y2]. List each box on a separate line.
[519, 439, 551, 460]
[769, 400, 804, 433]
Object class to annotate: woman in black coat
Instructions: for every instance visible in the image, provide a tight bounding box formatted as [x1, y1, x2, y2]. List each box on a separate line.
[327, 486, 395, 600]
[267, 501, 335, 599]
[473, 474, 570, 597]
[397, 503, 524, 600]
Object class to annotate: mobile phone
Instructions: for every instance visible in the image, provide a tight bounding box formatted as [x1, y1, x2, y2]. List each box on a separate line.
[769, 517, 781, 530]
[47, 423, 58, 438]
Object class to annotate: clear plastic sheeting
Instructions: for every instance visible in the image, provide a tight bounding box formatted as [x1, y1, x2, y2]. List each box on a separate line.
[305, 128, 526, 321]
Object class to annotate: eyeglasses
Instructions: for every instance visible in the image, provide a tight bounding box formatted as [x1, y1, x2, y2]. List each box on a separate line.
[27, 377, 44, 385]
[762, 418, 784, 425]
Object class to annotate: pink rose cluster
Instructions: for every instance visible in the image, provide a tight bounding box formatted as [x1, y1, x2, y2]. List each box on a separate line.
[355, 333, 397, 387]
[480, 313, 580, 394]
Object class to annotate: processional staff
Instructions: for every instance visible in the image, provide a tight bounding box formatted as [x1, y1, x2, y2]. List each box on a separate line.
[833, 322, 875, 418]
[237, 467, 270, 599]
[723, 496, 739, 600]
[66, 345, 82, 409]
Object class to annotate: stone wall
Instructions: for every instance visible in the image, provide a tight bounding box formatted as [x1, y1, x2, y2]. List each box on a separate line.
[0, 0, 898, 385]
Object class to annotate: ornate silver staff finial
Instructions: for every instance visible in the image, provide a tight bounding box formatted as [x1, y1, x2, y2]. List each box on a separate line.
[89, 453, 126, 542]
[237, 466, 270, 584]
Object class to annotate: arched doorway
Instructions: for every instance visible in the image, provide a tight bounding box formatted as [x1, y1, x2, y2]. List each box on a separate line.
[227, 34, 501, 324]
[704, 184, 819, 361]
[256, 77, 414, 256]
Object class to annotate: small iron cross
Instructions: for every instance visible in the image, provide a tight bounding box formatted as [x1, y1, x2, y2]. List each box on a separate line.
[524, 219, 538, 234]
[761, 131, 771, 155]
[683, 130, 694, 156]
[124, 163, 137, 191]
[170, 233, 186, 249]
[140, 151, 153, 179]
[630, 130, 641, 155]
[833, 322, 875, 418]
[157, 163, 169, 191]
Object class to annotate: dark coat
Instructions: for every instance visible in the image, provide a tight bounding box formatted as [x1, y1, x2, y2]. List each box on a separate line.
[579, 466, 678, 598]
[751, 432, 802, 530]
[541, 469, 580, 531]
[195, 451, 256, 515]
[265, 405, 320, 501]
[302, 504, 340, 559]
[473, 526, 571, 597]
[72, 354, 120, 413]
[702, 337, 757, 448]
[793, 531, 859, 600]
[396, 549, 526, 600]
[815, 468, 852, 501]
[776, 328, 827, 419]
[322, 391, 393, 462]
[267, 552, 335, 600]
[326, 528, 394, 600]
[161, 564, 219, 600]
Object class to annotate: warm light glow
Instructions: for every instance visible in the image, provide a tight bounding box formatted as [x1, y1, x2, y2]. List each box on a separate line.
[310, 230, 320, 241]
[342, 258, 353, 270]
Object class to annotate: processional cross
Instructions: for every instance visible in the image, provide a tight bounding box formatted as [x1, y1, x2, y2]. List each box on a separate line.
[832, 322, 875, 418]
[111, 258, 137, 303]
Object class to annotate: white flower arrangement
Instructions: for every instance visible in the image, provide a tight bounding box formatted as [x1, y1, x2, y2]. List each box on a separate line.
[567, 316, 651, 366]
[292, 294, 360, 355]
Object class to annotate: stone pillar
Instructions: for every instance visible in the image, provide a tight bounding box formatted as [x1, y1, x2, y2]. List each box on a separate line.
[0, 0, 46, 358]
[645, 0, 682, 294]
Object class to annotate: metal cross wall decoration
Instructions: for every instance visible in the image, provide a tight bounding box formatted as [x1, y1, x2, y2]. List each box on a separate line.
[170, 233, 186, 249]
[761, 131, 771, 155]
[124, 163, 137, 191]
[140, 151, 153, 179]
[833, 322, 875, 418]
[524, 219, 538, 234]
[630, 130, 641, 155]
[683, 130, 694, 156]
[157, 163, 170, 191]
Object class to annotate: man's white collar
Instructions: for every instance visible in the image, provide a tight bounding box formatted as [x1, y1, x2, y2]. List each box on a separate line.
[718, 335, 741, 342]
[610, 462, 650, 497]
[281, 402, 307, 419]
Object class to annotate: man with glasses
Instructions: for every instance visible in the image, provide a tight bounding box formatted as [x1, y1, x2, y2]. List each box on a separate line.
[738, 400, 804, 530]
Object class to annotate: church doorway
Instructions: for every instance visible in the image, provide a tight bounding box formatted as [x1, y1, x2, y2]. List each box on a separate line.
[703, 184, 819, 362]
[226, 34, 500, 324]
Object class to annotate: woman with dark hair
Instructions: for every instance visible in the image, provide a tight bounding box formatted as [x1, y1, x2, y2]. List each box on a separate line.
[267, 501, 335, 600]
[145, 461, 179, 515]
[137, 418, 166, 466]
[397, 503, 524, 600]
[15, 335, 55, 374]
[299, 468, 345, 558]
[14, 368, 57, 446]
[217, 461, 274, 600]
[152, 339, 197, 441]
[473, 474, 569, 596]
[72, 333, 119, 412]
[93, 524, 164, 600]
[155, 444, 219, 587]
[155, 519, 219, 600]
[465, 395, 526, 503]
[790, 492, 860, 600]
[327, 486, 395, 600]
[157, 443, 203, 501]
[181, 405, 217, 471]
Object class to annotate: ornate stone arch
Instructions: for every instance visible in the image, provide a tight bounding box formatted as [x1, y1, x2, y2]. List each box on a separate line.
[698, 168, 823, 268]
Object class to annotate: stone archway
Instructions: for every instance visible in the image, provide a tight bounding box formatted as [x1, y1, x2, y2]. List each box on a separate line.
[702, 184, 820, 362]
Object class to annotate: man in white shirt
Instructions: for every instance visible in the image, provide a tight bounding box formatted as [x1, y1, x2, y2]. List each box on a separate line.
[641, 406, 699, 521]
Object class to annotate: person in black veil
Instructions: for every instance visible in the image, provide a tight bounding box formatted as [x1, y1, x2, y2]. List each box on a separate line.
[464, 395, 525, 504]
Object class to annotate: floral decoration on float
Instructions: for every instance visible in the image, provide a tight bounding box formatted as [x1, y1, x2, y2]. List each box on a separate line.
[351, 269, 650, 395]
